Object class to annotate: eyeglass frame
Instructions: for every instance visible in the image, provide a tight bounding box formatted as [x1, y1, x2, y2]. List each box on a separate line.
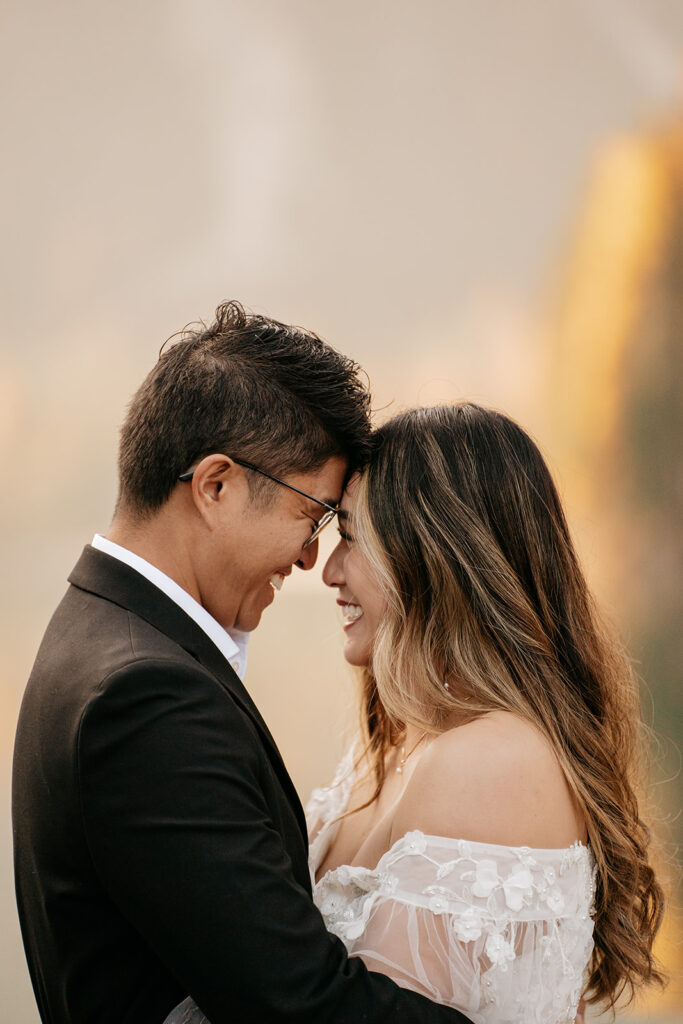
[178, 456, 340, 548]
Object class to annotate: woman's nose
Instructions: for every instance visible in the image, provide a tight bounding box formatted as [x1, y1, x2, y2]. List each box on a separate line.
[322, 540, 346, 588]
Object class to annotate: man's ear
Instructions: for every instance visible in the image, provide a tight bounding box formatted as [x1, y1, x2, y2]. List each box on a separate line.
[185, 455, 246, 524]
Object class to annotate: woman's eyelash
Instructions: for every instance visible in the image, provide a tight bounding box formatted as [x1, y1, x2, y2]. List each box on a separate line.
[338, 527, 354, 543]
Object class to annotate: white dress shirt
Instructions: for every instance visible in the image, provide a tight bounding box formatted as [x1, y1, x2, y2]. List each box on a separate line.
[92, 534, 249, 679]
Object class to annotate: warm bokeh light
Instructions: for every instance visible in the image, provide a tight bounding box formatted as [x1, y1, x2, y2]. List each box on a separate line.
[550, 119, 683, 1020]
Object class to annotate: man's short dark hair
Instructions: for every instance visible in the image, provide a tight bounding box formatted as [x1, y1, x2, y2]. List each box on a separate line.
[116, 301, 372, 517]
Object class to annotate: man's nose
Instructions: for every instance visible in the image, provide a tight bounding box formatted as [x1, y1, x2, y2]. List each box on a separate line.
[295, 536, 319, 571]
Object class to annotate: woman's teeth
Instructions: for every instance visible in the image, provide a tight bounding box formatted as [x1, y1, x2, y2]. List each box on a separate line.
[269, 573, 285, 592]
[342, 604, 363, 625]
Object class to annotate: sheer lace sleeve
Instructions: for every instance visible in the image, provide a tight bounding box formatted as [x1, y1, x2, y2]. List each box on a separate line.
[313, 831, 596, 1024]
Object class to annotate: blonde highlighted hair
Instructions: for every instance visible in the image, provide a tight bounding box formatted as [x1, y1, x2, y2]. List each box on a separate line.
[353, 402, 664, 1010]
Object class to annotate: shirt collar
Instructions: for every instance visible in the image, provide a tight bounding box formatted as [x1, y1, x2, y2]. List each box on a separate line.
[91, 534, 249, 679]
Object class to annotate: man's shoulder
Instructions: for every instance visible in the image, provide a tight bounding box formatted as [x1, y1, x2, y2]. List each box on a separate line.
[35, 581, 195, 678]
[22, 583, 227, 743]
[18, 585, 260, 775]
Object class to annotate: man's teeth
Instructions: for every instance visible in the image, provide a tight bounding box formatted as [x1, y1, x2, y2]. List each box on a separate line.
[342, 604, 363, 625]
[269, 573, 285, 591]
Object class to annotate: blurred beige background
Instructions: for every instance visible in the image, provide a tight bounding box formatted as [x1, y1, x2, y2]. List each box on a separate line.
[1, 2, 681, 1020]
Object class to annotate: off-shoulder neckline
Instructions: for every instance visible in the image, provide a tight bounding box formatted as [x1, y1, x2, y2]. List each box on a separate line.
[390, 830, 589, 856]
[316, 828, 591, 887]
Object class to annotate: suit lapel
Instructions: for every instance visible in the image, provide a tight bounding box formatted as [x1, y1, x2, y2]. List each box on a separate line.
[68, 546, 308, 839]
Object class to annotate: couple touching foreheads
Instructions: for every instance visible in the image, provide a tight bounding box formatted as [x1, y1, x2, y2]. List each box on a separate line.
[13, 301, 663, 1023]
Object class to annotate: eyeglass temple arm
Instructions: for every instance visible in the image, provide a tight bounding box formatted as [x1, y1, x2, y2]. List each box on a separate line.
[178, 461, 339, 513]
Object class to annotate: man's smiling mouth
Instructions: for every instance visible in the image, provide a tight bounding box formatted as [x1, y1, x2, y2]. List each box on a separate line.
[269, 573, 286, 592]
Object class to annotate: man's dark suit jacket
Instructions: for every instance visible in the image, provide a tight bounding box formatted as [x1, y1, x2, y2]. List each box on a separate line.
[13, 546, 473, 1024]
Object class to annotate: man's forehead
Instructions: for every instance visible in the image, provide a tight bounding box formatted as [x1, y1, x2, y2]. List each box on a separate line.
[294, 455, 347, 506]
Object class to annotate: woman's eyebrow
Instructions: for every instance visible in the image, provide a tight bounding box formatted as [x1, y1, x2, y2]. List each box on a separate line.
[337, 509, 348, 521]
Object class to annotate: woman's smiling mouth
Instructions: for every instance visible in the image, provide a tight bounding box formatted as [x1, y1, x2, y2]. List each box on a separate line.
[339, 602, 363, 626]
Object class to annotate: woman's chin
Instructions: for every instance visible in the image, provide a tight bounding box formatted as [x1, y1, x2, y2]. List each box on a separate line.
[342, 635, 371, 668]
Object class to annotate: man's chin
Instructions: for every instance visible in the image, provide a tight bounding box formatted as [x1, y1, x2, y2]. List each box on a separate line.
[233, 591, 274, 632]
[233, 612, 262, 632]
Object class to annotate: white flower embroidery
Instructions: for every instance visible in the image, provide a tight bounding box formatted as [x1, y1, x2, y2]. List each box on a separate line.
[546, 887, 565, 914]
[403, 830, 427, 854]
[452, 905, 483, 942]
[321, 892, 346, 917]
[502, 866, 534, 911]
[335, 865, 352, 886]
[428, 894, 449, 915]
[560, 843, 583, 873]
[378, 871, 398, 895]
[472, 859, 499, 898]
[436, 859, 459, 880]
[485, 932, 516, 968]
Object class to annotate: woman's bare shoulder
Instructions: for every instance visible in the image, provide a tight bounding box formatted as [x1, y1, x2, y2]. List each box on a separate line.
[391, 711, 585, 849]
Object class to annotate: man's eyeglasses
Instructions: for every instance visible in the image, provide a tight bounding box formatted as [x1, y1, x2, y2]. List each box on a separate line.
[178, 457, 339, 548]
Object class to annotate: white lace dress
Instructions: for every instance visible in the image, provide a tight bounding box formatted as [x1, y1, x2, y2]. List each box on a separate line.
[306, 749, 597, 1024]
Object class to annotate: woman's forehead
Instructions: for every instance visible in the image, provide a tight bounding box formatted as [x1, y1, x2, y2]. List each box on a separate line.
[340, 473, 361, 512]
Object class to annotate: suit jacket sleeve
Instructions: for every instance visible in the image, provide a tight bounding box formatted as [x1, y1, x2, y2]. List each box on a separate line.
[78, 656, 473, 1024]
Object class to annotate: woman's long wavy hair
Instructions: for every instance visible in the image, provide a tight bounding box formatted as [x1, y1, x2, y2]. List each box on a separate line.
[353, 402, 664, 1010]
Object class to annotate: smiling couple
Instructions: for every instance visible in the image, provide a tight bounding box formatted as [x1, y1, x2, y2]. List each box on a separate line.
[13, 302, 663, 1023]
